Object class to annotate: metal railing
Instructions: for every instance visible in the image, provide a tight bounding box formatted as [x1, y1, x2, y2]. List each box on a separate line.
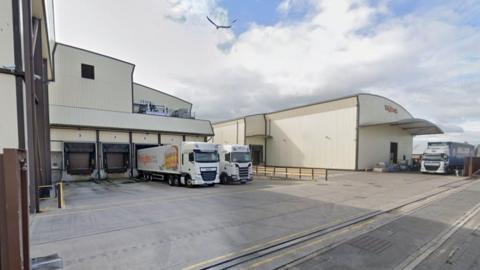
[253, 165, 328, 181]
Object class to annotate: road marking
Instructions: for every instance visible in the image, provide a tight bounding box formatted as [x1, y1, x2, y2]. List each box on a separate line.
[394, 202, 480, 270]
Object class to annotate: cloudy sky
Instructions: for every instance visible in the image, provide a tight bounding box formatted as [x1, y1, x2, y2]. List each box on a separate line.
[54, 0, 480, 147]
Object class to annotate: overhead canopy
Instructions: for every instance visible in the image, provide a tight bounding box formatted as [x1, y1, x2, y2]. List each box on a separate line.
[360, 118, 443, 135]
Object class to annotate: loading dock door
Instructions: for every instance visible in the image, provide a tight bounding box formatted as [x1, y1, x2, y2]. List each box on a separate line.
[250, 145, 264, 165]
[64, 143, 96, 175]
[103, 144, 130, 173]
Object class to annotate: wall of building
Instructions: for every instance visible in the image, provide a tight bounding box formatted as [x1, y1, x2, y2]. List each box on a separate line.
[0, 1, 18, 153]
[133, 83, 192, 115]
[49, 44, 135, 113]
[132, 132, 158, 144]
[185, 135, 205, 142]
[265, 97, 358, 169]
[245, 115, 265, 137]
[358, 125, 413, 170]
[212, 119, 246, 145]
[161, 134, 183, 145]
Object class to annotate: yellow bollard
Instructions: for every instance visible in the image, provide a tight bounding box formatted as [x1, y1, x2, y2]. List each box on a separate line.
[57, 181, 64, 208]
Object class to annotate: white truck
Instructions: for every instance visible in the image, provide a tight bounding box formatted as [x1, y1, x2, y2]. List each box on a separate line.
[137, 142, 220, 187]
[421, 142, 474, 174]
[218, 144, 253, 184]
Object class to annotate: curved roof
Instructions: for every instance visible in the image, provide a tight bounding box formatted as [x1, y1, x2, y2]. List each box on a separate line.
[357, 94, 443, 135]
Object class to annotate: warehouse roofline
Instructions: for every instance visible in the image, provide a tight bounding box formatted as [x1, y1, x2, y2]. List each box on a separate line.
[53, 42, 136, 67]
[213, 93, 408, 124]
[133, 82, 193, 106]
[212, 93, 443, 136]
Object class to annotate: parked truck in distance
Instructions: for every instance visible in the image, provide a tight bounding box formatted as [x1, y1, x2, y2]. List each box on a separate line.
[219, 144, 253, 184]
[421, 142, 474, 174]
[137, 142, 220, 186]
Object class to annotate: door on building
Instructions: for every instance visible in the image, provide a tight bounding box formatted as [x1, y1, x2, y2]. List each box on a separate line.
[64, 143, 96, 175]
[250, 145, 264, 165]
[390, 142, 398, 164]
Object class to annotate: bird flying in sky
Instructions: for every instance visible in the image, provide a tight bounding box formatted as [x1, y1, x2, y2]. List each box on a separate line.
[207, 16, 237, 29]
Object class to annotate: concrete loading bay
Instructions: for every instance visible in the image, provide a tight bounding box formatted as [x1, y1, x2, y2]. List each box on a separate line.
[30, 172, 480, 270]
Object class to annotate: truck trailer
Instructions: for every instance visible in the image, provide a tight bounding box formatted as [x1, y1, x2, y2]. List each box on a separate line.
[137, 142, 220, 186]
[421, 142, 474, 174]
[219, 144, 253, 184]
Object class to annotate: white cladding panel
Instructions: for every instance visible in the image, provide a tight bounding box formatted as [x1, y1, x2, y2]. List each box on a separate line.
[50, 141, 63, 152]
[245, 115, 265, 136]
[358, 125, 413, 169]
[50, 128, 96, 142]
[238, 120, 245, 145]
[358, 94, 412, 125]
[266, 105, 357, 169]
[99, 131, 129, 143]
[185, 136, 205, 142]
[0, 2, 18, 152]
[49, 105, 213, 135]
[49, 44, 134, 113]
[212, 120, 244, 144]
[133, 84, 192, 114]
[161, 134, 183, 145]
[132, 133, 158, 144]
[0, 77, 18, 152]
[0, 0, 14, 66]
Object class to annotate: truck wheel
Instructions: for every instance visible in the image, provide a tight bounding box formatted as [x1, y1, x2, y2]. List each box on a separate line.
[168, 176, 174, 186]
[175, 177, 181, 187]
[185, 177, 193, 188]
[220, 174, 226, 184]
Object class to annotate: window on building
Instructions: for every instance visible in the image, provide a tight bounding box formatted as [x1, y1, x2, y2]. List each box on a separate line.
[81, 64, 95, 79]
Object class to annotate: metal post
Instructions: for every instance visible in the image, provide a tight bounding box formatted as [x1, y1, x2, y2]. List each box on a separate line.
[57, 182, 64, 208]
[285, 167, 288, 179]
[325, 169, 328, 181]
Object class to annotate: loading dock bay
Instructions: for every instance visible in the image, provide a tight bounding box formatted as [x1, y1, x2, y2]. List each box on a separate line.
[30, 173, 479, 270]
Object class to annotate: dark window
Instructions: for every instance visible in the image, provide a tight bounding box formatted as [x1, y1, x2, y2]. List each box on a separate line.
[81, 64, 95, 79]
[188, 152, 194, 162]
[225, 153, 230, 162]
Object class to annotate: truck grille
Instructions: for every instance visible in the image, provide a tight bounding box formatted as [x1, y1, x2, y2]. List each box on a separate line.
[238, 167, 249, 179]
[201, 171, 217, 181]
[425, 165, 440, 171]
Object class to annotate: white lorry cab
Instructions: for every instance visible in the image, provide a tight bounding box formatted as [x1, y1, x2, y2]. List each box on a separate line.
[421, 142, 474, 174]
[219, 144, 253, 184]
[137, 142, 220, 187]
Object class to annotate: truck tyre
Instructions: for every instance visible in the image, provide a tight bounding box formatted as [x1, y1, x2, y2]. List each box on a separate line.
[185, 176, 193, 188]
[168, 176, 174, 186]
[174, 176, 181, 187]
[220, 174, 227, 184]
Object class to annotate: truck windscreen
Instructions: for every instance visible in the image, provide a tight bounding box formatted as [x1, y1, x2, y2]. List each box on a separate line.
[231, 152, 251, 163]
[195, 152, 219, 163]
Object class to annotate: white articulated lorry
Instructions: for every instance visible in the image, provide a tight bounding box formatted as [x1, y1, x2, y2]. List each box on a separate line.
[137, 142, 220, 187]
[219, 144, 253, 184]
[421, 142, 474, 174]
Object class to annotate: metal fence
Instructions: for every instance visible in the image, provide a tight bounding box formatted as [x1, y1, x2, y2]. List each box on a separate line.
[0, 149, 30, 270]
[253, 165, 328, 181]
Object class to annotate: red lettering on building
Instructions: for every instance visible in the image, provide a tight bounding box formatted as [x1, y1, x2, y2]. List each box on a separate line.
[384, 105, 398, 114]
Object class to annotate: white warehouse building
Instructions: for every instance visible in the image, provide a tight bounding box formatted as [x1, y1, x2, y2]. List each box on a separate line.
[213, 94, 443, 170]
[49, 43, 213, 181]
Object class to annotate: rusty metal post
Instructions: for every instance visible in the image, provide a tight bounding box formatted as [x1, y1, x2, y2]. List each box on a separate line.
[0, 149, 30, 270]
[325, 169, 328, 181]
